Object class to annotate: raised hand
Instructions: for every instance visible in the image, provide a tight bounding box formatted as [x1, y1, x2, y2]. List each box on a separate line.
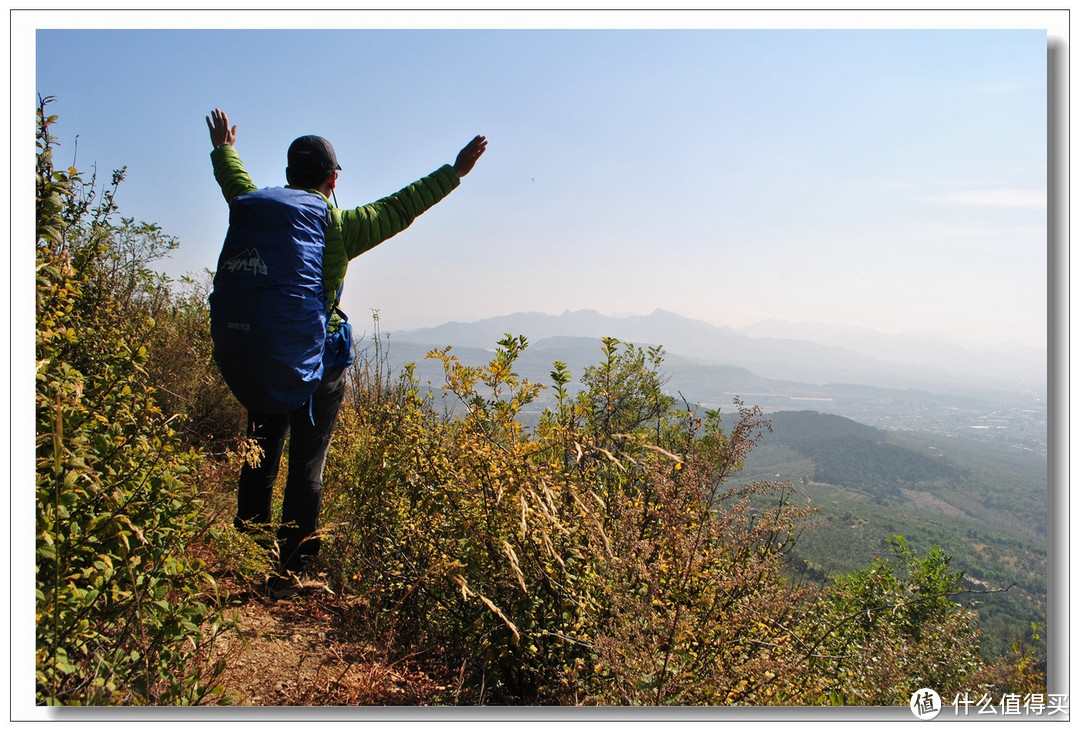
[206, 108, 238, 148]
[453, 135, 488, 177]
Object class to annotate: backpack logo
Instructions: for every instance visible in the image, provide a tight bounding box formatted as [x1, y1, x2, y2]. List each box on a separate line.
[222, 247, 268, 275]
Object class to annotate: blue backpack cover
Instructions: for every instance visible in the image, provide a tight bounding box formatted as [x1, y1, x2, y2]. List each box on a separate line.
[209, 187, 331, 414]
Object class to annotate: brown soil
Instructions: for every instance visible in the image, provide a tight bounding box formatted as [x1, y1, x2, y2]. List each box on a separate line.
[203, 574, 455, 706]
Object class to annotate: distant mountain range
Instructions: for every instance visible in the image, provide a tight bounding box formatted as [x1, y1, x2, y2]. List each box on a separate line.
[387, 309, 1045, 401]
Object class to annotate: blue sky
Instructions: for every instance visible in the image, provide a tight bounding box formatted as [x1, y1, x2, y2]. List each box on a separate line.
[27, 12, 1051, 347]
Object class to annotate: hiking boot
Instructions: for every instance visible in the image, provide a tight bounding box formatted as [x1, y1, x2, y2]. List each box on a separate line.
[266, 571, 333, 600]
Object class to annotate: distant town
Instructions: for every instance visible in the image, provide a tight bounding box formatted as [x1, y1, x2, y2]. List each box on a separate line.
[707, 390, 1048, 458]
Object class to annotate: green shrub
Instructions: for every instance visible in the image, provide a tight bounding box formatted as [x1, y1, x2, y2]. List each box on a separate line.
[322, 332, 815, 703]
[789, 536, 982, 704]
[35, 96, 227, 705]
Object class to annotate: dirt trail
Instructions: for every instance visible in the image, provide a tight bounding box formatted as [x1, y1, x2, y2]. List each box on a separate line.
[207, 576, 445, 706]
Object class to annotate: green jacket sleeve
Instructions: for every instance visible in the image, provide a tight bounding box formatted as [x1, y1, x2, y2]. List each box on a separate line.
[337, 164, 460, 260]
[210, 145, 258, 204]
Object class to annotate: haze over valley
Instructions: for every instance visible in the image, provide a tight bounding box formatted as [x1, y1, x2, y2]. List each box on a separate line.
[379, 309, 1048, 456]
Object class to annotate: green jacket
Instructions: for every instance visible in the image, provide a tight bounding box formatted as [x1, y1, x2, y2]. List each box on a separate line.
[210, 144, 460, 330]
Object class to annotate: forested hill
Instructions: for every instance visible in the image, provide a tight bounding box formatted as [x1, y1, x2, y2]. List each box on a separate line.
[741, 409, 1046, 662]
[761, 411, 966, 501]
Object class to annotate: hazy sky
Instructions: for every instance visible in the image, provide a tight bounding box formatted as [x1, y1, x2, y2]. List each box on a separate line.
[26, 10, 1052, 347]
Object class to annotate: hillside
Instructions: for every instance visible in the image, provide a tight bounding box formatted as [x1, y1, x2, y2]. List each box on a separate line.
[763, 410, 967, 501]
[733, 410, 1047, 661]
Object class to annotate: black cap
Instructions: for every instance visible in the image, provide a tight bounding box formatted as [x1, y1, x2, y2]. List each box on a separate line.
[287, 135, 342, 172]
